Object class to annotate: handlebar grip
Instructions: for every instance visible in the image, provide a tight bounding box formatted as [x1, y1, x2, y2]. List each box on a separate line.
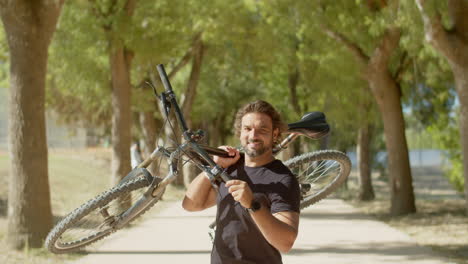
[156, 64, 173, 92]
[201, 145, 231, 158]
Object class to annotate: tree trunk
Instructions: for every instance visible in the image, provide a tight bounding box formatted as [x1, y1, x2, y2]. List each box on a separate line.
[357, 123, 375, 201]
[139, 111, 160, 177]
[109, 44, 133, 185]
[288, 55, 302, 157]
[288, 64, 301, 117]
[181, 37, 205, 187]
[367, 29, 416, 214]
[415, 0, 468, 213]
[0, 0, 63, 249]
[357, 86, 375, 201]
[210, 116, 223, 147]
[376, 82, 415, 215]
[181, 37, 205, 128]
[85, 127, 99, 147]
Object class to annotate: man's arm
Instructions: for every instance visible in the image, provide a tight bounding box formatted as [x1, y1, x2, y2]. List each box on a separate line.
[251, 208, 299, 253]
[182, 172, 217, 211]
[182, 146, 240, 212]
[225, 180, 299, 253]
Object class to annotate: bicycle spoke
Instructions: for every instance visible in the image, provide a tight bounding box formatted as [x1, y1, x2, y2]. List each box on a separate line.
[294, 159, 342, 194]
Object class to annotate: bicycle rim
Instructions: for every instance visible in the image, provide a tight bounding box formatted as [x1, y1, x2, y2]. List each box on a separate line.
[284, 150, 351, 209]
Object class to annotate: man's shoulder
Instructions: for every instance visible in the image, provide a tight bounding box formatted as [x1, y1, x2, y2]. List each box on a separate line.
[270, 159, 294, 174]
[265, 160, 298, 183]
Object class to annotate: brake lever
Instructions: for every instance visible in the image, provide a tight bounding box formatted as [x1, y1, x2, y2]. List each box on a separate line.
[146, 81, 160, 99]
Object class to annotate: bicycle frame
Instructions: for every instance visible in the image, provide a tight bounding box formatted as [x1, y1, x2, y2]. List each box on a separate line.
[145, 64, 305, 182]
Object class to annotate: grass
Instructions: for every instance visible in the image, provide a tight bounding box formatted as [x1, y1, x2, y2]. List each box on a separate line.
[0, 148, 185, 264]
[48, 148, 112, 217]
[337, 168, 468, 264]
[0, 149, 110, 263]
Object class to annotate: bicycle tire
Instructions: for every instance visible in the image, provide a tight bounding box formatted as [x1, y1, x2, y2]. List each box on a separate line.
[284, 150, 351, 210]
[45, 169, 161, 254]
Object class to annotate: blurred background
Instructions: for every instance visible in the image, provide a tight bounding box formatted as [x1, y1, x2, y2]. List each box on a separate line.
[0, 0, 467, 263]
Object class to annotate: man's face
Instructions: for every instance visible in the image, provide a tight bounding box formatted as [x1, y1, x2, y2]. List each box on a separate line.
[240, 112, 278, 158]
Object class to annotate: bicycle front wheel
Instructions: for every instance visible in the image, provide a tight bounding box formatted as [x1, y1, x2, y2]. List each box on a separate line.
[45, 168, 160, 254]
[284, 150, 351, 210]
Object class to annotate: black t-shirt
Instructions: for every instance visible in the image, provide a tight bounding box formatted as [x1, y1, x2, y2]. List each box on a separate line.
[211, 158, 301, 264]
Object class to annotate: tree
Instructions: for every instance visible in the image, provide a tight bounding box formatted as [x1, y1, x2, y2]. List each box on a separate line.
[357, 87, 377, 201]
[415, 0, 468, 213]
[0, 0, 64, 248]
[50, 0, 136, 185]
[105, 0, 137, 185]
[318, 0, 416, 215]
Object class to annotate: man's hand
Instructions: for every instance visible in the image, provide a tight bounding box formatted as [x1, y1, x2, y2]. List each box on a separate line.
[213, 146, 240, 168]
[225, 180, 254, 209]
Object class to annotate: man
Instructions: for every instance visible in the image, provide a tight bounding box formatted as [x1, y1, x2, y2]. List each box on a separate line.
[182, 100, 300, 264]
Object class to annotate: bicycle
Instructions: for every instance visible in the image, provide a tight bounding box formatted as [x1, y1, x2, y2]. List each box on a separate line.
[45, 64, 351, 254]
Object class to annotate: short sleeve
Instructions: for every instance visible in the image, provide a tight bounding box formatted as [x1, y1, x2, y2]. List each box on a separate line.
[268, 175, 300, 214]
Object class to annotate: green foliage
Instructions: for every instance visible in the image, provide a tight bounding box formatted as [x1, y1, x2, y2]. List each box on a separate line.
[398, 0, 459, 194]
[405, 125, 442, 150]
[426, 104, 463, 192]
[38, 0, 463, 191]
[444, 156, 464, 193]
[0, 22, 9, 89]
[130, 0, 193, 68]
[47, 1, 112, 126]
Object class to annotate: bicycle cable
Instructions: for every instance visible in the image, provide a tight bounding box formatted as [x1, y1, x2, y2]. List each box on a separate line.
[164, 104, 201, 168]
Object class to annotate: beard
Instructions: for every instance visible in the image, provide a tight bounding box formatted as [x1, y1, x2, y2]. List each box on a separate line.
[243, 139, 272, 158]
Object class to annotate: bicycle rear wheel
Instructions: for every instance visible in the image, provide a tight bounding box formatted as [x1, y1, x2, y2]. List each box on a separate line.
[284, 150, 351, 210]
[45, 168, 161, 253]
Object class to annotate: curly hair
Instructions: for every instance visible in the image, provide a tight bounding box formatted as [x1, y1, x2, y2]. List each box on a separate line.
[233, 100, 287, 139]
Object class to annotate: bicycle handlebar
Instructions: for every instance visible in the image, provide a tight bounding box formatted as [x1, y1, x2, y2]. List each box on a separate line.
[156, 64, 189, 133]
[156, 64, 174, 92]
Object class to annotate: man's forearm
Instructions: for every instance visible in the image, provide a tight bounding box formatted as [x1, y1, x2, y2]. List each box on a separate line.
[182, 173, 214, 211]
[250, 208, 299, 253]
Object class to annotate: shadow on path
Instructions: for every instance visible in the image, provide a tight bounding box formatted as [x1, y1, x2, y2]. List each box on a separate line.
[289, 242, 437, 260]
[84, 250, 211, 255]
[299, 211, 374, 221]
[0, 198, 6, 217]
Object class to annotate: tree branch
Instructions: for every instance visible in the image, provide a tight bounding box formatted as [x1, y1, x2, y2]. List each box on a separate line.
[369, 27, 401, 71]
[365, 0, 388, 11]
[124, 0, 137, 17]
[415, 0, 457, 62]
[321, 24, 370, 65]
[168, 32, 203, 79]
[168, 50, 192, 79]
[181, 37, 205, 124]
[393, 51, 411, 83]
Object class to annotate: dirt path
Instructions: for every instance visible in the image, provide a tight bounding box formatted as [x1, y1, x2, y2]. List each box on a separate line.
[69, 198, 450, 264]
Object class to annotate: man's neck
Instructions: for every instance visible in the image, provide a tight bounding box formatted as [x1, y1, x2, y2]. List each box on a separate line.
[244, 153, 275, 167]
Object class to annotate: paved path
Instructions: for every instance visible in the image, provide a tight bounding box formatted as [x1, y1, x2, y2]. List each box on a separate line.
[70, 198, 449, 264]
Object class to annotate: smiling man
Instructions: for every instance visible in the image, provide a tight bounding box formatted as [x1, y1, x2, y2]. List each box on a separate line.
[182, 100, 301, 264]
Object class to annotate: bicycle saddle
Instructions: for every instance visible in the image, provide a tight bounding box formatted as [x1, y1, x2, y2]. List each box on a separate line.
[287, 111, 330, 139]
